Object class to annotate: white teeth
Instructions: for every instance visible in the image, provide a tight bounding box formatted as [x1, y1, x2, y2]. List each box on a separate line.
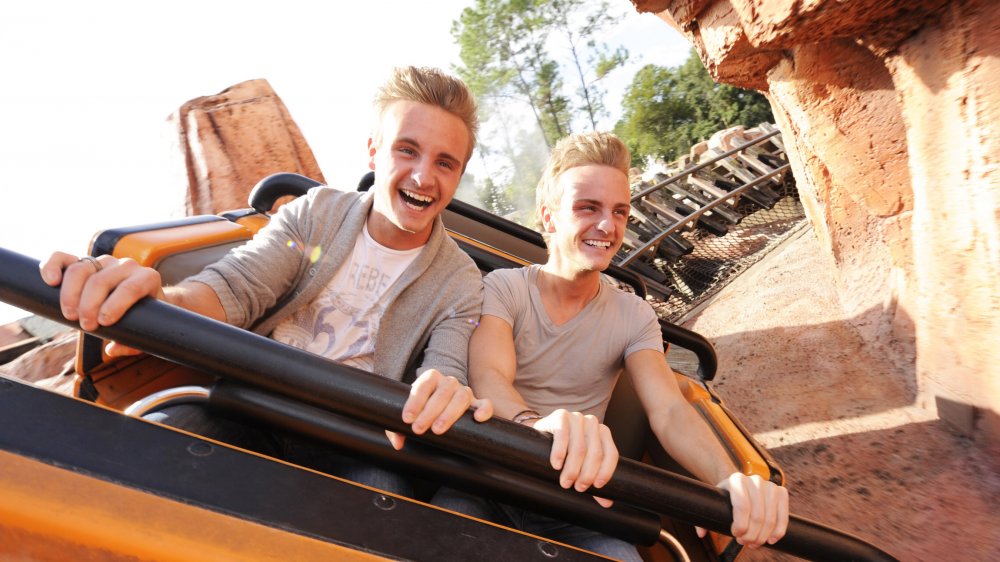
[402, 189, 433, 203]
[585, 240, 611, 248]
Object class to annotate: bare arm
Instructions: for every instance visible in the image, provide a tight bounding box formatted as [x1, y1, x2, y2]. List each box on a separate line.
[626, 349, 789, 547]
[468, 315, 528, 418]
[626, 349, 736, 483]
[469, 315, 618, 504]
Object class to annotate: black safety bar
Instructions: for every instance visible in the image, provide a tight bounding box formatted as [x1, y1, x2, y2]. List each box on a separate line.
[0, 248, 898, 562]
[209, 380, 662, 546]
[245, 172, 716, 380]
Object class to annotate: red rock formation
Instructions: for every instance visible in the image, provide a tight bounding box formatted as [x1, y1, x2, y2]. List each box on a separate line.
[170, 79, 326, 215]
[632, 0, 1000, 441]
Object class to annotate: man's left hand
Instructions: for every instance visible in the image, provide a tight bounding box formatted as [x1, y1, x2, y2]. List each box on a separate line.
[385, 369, 494, 450]
[698, 472, 789, 548]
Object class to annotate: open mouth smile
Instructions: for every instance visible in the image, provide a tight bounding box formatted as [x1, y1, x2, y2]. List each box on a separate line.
[584, 239, 612, 249]
[400, 189, 435, 210]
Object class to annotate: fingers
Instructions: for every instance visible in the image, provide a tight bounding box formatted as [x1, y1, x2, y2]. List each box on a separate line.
[77, 259, 162, 330]
[58, 254, 120, 328]
[470, 397, 494, 422]
[558, 411, 587, 488]
[533, 410, 618, 496]
[385, 430, 406, 451]
[769, 481, 790, 545]
[105, 341, 143, 358]
[592, 424, 619, 490]
[719, 473, 789, 548]
[542, 410, 571, 472]
[42, 252, 163, 332]
[592, 495, 614, 508]
[39, 251, 79, 287]
[402, 370, 484, 437]
[572, 416, 604, 492]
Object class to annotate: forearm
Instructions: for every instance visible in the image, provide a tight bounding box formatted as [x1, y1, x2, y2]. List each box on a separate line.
[418, 282, 483, 383]
[471, 372, 532, 419]
[467, 315, 529, 420]
[651, 403, 738, 485]
[163, 280, 226, 323]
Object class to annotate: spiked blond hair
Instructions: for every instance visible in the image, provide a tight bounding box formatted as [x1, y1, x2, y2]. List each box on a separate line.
[373, 66, 479, 166]
[535, 131, 631, 239]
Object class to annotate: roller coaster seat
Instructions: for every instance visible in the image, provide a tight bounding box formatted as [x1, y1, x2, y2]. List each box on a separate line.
[72, 172, 783, 561]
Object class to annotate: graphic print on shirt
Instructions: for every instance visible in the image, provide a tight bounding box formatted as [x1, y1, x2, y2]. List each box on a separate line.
[272, 224, 421, 372]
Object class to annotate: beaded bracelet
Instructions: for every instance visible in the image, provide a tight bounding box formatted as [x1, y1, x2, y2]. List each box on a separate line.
[512, 409, 544, 425]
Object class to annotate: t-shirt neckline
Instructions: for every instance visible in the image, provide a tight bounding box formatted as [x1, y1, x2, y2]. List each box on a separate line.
[527, 264, 604, 331]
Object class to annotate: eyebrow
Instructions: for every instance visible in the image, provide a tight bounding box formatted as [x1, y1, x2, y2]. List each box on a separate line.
[396, 136, 462, 167]
[573, 198, 631, 209]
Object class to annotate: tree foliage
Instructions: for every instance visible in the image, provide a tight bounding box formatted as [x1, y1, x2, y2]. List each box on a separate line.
[545, 0, 628, 132]
[615, 50, 774, 166]
[452, 0, 567, 147]
[451, 0, 628, 223]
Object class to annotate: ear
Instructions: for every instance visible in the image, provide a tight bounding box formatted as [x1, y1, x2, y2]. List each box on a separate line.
[367, 138, 377, 171]
[540, 204, 557, 233]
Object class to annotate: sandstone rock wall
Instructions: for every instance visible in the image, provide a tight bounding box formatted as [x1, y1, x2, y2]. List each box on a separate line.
[632, 0, 1000, 441]
[170, 79, 325, 215]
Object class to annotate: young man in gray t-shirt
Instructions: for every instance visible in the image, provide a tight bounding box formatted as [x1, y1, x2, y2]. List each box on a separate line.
[437, 132, 789, 560]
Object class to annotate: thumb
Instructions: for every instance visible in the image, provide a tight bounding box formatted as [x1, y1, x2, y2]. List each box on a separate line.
[471, 398, 494, 422]
[592, 496, 614, 508]
[385, 430, 406, 451]
[105, 341, 143, 357]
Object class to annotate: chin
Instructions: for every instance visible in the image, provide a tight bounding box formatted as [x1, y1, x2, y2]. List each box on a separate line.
[397, 218, 432, 237]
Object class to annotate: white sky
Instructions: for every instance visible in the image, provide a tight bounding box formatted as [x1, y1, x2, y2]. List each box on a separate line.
[0, 1, 689, 325]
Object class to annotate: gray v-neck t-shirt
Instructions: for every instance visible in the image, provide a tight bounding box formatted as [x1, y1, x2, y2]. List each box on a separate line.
[482, 265, 663, 420]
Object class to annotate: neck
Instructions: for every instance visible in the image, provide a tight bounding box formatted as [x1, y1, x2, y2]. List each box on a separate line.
[538, 262, 601, 306]
[366, 208, 431, 250]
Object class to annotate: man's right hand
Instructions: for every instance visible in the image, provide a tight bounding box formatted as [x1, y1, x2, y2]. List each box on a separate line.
[40, 251, 165, 356]
[528, 409, 619, 507]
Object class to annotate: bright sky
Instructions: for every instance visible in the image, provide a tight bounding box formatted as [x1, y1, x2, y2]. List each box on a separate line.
[0, 1, 689, 325]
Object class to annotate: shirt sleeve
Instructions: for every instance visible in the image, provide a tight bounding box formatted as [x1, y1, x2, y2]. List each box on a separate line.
[416, 257, 484, 384]
[481, 268, 526, 328]
[624, 295, 665, 357]
[184, 190, 315, 328]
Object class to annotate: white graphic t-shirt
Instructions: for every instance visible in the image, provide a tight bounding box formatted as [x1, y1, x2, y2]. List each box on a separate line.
[271, 222, 422, 371]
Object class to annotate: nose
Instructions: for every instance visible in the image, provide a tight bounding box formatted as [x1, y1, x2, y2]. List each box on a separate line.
[597, 213, 615, 234]
[411, 158, 436, 188]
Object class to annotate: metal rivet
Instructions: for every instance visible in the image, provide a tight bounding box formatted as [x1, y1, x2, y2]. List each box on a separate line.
[537, 541, 559, 558]
[187, 442, 213, 457]
[373, 494, 396, 511]
[308, 267, 317, 276]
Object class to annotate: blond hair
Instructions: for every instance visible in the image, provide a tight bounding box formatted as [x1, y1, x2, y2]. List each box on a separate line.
[535, 131, 631, 235]
[373, 66, 479, 165]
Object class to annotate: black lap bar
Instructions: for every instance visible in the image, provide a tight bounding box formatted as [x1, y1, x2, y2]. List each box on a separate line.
[0, 247, 899, 562]
[208, 379, 662, 546]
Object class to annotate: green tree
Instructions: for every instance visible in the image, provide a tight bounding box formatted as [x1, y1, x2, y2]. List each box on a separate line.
[615, 50, 773, 166]
[451, 0, 569, 148]
[451, 0, 630, 223]
[545, 0, 628, 131]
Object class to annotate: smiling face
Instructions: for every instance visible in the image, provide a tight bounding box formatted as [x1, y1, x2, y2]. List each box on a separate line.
[540, 164, 631, 277]
[367, 100, 471, 250]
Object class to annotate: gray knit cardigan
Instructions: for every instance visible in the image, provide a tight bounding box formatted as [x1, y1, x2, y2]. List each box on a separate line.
[186, 187, 483, 384]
